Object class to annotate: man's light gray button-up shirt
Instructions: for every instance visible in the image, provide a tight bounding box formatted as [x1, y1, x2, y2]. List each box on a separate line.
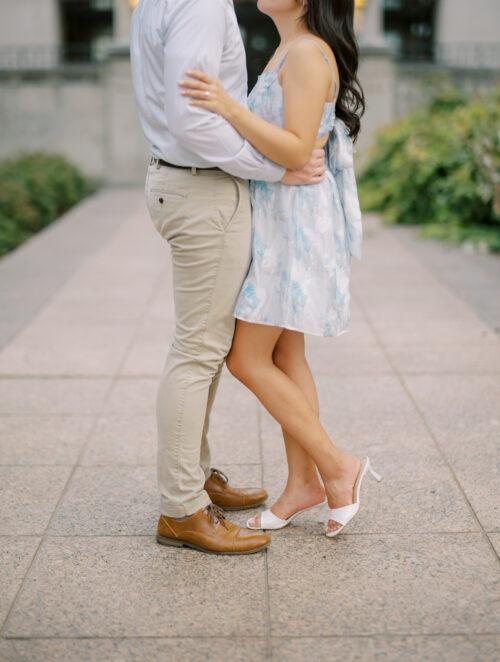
[130, 0, 285, 181]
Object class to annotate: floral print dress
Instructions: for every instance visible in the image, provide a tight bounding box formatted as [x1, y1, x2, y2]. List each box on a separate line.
[234, 43, 363, 337]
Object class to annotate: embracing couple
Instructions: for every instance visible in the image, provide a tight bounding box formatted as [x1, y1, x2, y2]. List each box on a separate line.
[131, 0, 381, 555]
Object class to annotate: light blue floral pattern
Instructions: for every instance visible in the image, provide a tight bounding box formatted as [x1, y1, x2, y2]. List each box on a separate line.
[234, 66, 363, 337]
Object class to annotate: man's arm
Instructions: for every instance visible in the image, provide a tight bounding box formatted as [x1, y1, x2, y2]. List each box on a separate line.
[162, 0, 285, 182]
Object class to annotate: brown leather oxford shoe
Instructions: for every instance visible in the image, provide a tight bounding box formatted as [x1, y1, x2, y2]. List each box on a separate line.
[204, 468, 268, 511]
[156, 504, 270, 555]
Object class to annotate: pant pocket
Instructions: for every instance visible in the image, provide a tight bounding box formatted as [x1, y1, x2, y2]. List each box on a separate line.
[146, 189, 186, 240]
[215, 176, 242, 232]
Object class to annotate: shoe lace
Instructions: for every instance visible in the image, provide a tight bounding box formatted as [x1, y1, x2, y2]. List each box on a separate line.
[210, 467, 229, 484]
[205, 503, 229, 529]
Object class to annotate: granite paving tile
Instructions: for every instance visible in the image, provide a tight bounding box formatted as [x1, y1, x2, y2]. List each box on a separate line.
[0, 323, 136, 376]
[306, 338, 392, 376]
[0, 378, 111, 415]
[3, 536, 268, 638]
[404, 375, 500, 531]
[80, 415, 157, 467]
[271, 635, 500, 662]
[385, 341, 500, 375]
[0, 536, 40, 628]
[0, 466, 72, 535]
[208, 375, 261, 465]
[366, 314, 496, 345]
[0, 415, 94, 466]
[49, 466, 157, 536]
[0, 638, 268, 662]
[267, 531, 499, 636]
[488, 532, 500, 556]
[104, 378, 158, 415]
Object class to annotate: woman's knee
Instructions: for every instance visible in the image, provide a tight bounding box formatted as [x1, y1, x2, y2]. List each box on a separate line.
[226, 348, 251, 382]
[227, 347, 268, 387]
[272, 346, 307, 374]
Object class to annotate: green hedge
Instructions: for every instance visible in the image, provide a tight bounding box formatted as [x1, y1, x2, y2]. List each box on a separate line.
[0, 153, 95, 257]
[359, 87, 500, 252]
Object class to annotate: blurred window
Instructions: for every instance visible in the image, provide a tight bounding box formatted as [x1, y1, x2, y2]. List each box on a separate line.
[235, 0, 278, 90]
[60, 0, 114, 62]
[383, 0, 437, 61]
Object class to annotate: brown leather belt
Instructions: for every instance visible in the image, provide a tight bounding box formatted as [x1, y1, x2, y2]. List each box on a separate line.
[150, 156, 220, 171]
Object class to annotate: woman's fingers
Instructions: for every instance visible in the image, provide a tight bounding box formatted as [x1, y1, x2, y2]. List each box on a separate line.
[181, 89, 212, 99]
[185, 69, 212, 83]
[179, 79, 208, 90]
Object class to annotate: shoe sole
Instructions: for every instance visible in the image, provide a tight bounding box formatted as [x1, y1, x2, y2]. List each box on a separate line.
[219, 497, 267, 512]
[156, 534, 270, 555]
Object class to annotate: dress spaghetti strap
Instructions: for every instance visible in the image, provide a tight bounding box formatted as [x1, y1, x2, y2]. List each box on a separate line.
[275, 37, 338, 99]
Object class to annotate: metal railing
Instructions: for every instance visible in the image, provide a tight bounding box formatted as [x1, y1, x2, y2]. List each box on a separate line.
[1, 40, 499, 72]
[0, 43, 111, 71]
[399, 42, 500, 70]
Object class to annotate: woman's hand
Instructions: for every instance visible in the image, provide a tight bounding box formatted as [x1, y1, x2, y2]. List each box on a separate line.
[179, 70, 238, 120]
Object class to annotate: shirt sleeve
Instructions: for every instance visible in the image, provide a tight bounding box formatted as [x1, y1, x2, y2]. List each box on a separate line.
[162, 0, 285, 182]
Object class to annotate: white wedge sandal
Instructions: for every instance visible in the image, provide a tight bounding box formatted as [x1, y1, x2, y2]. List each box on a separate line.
[246, 500, 327, 531]
[322, 457, 382, 538]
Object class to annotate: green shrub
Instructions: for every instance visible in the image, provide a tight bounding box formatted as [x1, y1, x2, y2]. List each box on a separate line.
[0, 152, 95, 257]
[359, 87, 500, 252]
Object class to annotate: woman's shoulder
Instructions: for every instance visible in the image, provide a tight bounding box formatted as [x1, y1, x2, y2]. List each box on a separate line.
[285, 36, 336, 68]
[280, 36, 338, 94]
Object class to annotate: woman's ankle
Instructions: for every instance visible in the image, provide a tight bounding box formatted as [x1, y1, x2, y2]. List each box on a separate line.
[284, 474, 324, 495]
[322, 453, 360, 484]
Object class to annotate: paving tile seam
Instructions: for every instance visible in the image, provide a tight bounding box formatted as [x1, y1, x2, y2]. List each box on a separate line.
[311, 370, 500, 377]
[2, 631, 499, 642]
[0, 463, 263, 468]
[0, 375, 114, 380]
[0, 413, 101, 418]
[257, 405, 273, 661]
[0, 635, 270, 642]
[0, 266, 167, 637]
[355, 281, 499, 561]
[3, 368, 500, 379]
[8, 530, 487, 539]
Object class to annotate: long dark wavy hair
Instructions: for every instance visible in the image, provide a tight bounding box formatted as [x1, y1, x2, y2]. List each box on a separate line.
[300, 0, 365, 140]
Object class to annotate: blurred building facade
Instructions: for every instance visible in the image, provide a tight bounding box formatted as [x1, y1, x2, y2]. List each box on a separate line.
[0, 0, 498, 182]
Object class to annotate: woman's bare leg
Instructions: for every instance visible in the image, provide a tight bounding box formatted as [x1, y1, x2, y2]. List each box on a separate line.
[227, 320, 360, 533]
[248, 330, 325, 527]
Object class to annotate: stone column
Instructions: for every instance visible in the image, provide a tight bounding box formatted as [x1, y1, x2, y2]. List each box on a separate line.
[359, 0, 387, 49]
[113, 0, 133, 46]
[356, 1, 396, 159]
[104, 45, 149, 184]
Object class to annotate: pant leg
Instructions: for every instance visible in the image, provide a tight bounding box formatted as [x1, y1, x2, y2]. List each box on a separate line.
[200, 363, 223, 480]
[145, 165, 251, 517]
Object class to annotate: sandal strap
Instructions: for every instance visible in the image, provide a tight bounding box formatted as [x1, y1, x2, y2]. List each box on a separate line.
[323, 503, 359, 526]
[260, 509, 288, 530]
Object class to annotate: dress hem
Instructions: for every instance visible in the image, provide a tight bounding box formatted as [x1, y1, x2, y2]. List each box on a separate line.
[233, 313, 349, 338]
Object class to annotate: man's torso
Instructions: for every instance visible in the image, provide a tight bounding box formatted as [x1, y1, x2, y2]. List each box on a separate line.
[131, 0, 248, 167]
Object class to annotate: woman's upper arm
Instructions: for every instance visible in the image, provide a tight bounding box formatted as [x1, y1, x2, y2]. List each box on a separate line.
[280, 42, 332, 156]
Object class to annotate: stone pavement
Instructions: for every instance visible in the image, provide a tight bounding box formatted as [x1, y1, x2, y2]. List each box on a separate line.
[0, 189, 498, 662]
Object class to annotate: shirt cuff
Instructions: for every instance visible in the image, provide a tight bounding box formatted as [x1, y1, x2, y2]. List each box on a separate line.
[259, 159, 286, 183]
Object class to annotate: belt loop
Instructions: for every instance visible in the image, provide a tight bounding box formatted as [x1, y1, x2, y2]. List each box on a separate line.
[156, 159, 160, 170]
[191, 167, 197, 176]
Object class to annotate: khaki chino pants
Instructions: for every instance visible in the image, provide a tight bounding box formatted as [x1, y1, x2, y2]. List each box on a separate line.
[145, 162, 252, 517]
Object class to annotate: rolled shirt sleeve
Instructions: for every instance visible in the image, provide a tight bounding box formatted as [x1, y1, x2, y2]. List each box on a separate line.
[162, 0, 285, 182]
